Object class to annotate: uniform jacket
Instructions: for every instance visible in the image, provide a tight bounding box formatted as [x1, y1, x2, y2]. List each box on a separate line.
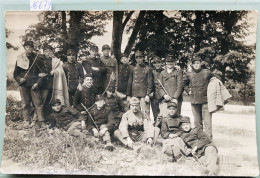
[159, 69, 183, 100]
[13, 52, 41, 88]
[87, 104, 111, 130]
[63, 61, 84, 92]
[207, 77, 232, 113]
[119, 110, 155, 139]
[101, 56, 118, 89]
[184, 68, 213, 104]
[126, 64, 153, 97]
[152, 68, 163, 100]
[73, 85, 97, 111]
[160, 114, 182, 139]
[36, 56, 53, 89]
[49, 105, 84, 131]
[82, 57, 107, 89]
[117, 63, 132, 94]
[180, 127, 215, 157]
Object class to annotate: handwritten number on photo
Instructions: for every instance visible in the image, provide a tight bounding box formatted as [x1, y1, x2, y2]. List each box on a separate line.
[30, 0, 52, 11]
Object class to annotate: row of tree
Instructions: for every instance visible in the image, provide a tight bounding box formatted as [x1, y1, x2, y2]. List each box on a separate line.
[6, 10, 256, 104]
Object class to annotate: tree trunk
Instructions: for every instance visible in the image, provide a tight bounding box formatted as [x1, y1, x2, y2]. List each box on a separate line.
[194, 11, 202, 53]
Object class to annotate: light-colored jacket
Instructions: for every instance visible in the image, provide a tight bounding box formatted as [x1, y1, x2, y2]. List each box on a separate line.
[207, 77, 232, 113]
[119, 110, 155, 139]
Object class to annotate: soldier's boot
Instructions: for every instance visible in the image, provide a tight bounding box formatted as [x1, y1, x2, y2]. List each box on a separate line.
[29, 120, 37, 128]
[23, 121, 30, 129]
[104, 141, 115, 151]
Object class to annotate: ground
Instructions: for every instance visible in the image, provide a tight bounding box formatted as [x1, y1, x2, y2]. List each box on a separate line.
[0, 94, 259, 176]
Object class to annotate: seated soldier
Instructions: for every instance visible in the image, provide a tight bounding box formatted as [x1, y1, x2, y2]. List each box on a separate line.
[87, 95, 115, 151]
[73, 73, 97, 112]
[49, 99, 86, 136]
[171, 116, 219, 175]
[114, 97, 160, 149]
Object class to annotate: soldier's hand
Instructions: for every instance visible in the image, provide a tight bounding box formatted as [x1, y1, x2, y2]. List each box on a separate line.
[81, 121, 86, 130]
[126, 137, 133, 149]
[32, 83, 38, 90]
[92, 128, 99, 138]
[81, 111, 87, 114]
[145, 95, 150, 103]
[186, 148, 192, 155]
[99, 127, 108, 137]
[146, 138, 153, 145]
[175, 65, 181, 71]
[77, 83, 83, 91]
[169, 134, 178, 139]
[20, 78, 26, 83]
[92, 67, 99, 71]
[127, 96, 131, 102]
[38, 73, 47, 77]
[149, 92, 154, 98]
[171, 98, 178, 104]
[191, 146, 198, 155]
[111, 72, 116, 80]
[164, 95, 171, 101]
[50, 70, 55, 75]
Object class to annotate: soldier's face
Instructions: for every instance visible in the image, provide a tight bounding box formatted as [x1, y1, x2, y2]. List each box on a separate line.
[96, 100, 105, 110]
[106, 90, 113, 98]
[192, 61, 202, 70]
[24, 45, 33, 53]
[89, 50, 97, 57]
[168, 107, 177, 116]
[120, 57, 129, 64]
[67, 55, 76, 63]
[130, 103, 140, 113]
[166, 62, 175, 69]
[52, 104, 62, 112]
[103, 49, 110, 57]
[136, 56, 144, 65]
[44, 49, 53, 58]
[84, 77, 93, 87]
[153, 62, 162, 69]
[181, 122, 191, 132]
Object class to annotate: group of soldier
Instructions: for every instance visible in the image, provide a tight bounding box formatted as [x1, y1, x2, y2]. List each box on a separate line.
[13, 40, 219, 175]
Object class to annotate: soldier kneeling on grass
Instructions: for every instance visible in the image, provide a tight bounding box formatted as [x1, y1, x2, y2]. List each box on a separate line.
[87, 95, 115, 151]
[48, 99, 87, 136]
[114, 97, 160, 149]
[169, 116, 219, 176]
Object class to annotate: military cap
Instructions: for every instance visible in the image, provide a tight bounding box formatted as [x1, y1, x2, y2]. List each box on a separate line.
[165, 54, 176, 62]
[51, 99, 61, 106]
[43, 43, 53, 51]
[23, 41, 34, 48]
[67, 49, 77, 56]
[95, 94, 105, 101]
[102, 44, 110, 51]
[130, 97, 140, 105]
[192, 56, 202, 63]
[90, 45, 99, 52]
[120, 53, 128, 58]
[167, 101, 178, 108]
[135, 51, 144, 58]
[84, 73, 93, 78]
[151, 56, 162, 64]
[180, 116, 190, 124]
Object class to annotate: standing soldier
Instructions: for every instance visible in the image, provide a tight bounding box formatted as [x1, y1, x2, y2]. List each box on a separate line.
[13, 41, 44, 128]
[63, 49, 84, 105]
[158, 54, 183, 118]
[82, 45, 107, 94]
[126, 51, 153, 115]
[150, 56, 164, 122]
[101, 44, 118, 91]
[183, 56, 215, 139]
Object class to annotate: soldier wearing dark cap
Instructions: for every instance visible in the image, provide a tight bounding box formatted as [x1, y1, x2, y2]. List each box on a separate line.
[82, 45, 106, 94]
[73, 73, 97, 112]
[49, 99, 86, 136]
[13, 41, 45, 129]
[158, 54, 183, 118]
[63, 49, 84, 105]
[183, 56, 215, 139]
[101, 44, 118, 91]
[87, 95, 115, 151]
[126, 51, 153, 115]
[150, 56, 164, 120]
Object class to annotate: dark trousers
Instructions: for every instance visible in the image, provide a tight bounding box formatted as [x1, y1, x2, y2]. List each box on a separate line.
[40, 88, 53, 120]
[69, 90, 76, 106]
[151, 98, 161, 120]
[191, 103, 212, 139]
[19, 86, 44, 122]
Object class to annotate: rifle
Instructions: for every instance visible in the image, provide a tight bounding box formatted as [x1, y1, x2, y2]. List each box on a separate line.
[81, 103, 99, 131]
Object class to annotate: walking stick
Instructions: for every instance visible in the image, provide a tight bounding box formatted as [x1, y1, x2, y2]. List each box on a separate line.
[157, 79, 170, 96]
[81, 103, 99, 131]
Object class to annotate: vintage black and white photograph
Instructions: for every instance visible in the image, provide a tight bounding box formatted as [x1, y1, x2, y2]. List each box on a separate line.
[1, 10, 258, 176]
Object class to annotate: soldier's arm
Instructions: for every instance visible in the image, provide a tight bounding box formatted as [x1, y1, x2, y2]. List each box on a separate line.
[146, 67, 153, 95]
[183, 73, 191, 95]
[13, 62, 22, 84]
[72, 90, 81, 110]
[77, 63, 84, 84]
[158, 72, 166, 98]
[161, 118, 171, 139]
[194, 128, 211, 150]
[67, 105, 80, 116]
[118, 113, 130, 138]
[173, 70, 184, 99]
[126, 68, 133, 96]
[115, 59, 119, 90]
[48, 113, 56, 129]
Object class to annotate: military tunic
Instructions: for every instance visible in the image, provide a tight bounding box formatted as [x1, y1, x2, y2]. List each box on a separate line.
[37, 56, 53, 89]
[126, 64, 153, 98]
[160, 114, 182, 139]
[73, 86, 97, 111]
[101, 56, 118, 89]
[117, 63, 132, 94]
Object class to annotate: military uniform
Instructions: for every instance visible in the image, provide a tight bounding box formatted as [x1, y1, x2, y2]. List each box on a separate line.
[73, 85, 97, 111]
[160, 114, 183, 139]
[82, 56, 107, 94]
[63, 61, 84, 105]
[183, 56, 214, 138]
[13, 41, 44, 124]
